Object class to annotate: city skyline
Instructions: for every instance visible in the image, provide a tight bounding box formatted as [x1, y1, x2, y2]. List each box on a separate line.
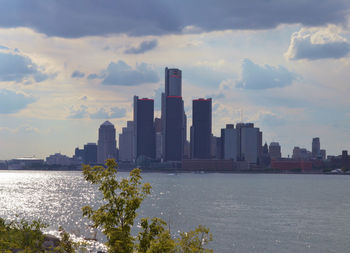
[1, 1, 350, 159]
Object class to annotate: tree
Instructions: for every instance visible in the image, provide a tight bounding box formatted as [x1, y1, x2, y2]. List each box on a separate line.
[82, 159, 212, 253]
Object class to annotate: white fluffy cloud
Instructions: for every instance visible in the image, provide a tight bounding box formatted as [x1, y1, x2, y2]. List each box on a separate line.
[285, 26, 350, 60]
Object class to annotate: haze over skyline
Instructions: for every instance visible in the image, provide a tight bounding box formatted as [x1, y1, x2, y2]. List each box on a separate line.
[1, 0, 350, 159]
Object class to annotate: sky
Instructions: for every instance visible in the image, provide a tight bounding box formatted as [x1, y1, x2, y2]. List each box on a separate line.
[0, 0, 350, 159]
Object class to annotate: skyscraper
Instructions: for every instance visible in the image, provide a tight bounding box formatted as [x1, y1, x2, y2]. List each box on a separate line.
[165, 67, 181, 96]
[191, 98, 212, 159]
[312, 137, 320, 158]
[133, 96, 155, 161]
[84, 143, 97, 164]
[220, 124, 238, 160]
[269, 142, 281, 160]
[236, 123, 260, 164]
[161, 67, 185, 161]
[97, 121, 117, 164]
[164, 96, 184, 161]
[119, 121, 134, 162]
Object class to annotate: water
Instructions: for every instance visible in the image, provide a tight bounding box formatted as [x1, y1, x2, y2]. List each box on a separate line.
[1, 171, 350, 252]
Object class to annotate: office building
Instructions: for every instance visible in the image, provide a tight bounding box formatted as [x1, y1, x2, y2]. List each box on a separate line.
[161, 67, 185, 161]
[164, 96, 184, 161]
[191, 98, 212, 159]
[312, 137, 320, 158]
[84, 143, 97, 164]
[236, 123, 260, 164]
[133, 96, 156, 160]
[220, 124, 238, 160]
[165, 67, 182, 96]
[269, 142, 281, 160]
[119, 121, 134, 162]
[97, 121, 117, 164]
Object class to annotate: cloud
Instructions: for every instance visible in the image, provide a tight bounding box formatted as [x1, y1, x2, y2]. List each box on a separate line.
[69, 105, 126, 119]
[90, 107, 126, 119]
[0, 1, 349, 37]
[258, 112, 287, 126]
[124, 39, 158, 54]
[71, 70, 85, 78]
[68, 105, 88, 119]
[0, 45, 9, 50]
[0, 125, 39, 134]
[236, 59, 297, 89]
[0, 89, 36, 114]
[96, 60, 159, 86]
[286, 26, 350, 60]
[87, 73, 101, 80]
[0, 50, 51, 83]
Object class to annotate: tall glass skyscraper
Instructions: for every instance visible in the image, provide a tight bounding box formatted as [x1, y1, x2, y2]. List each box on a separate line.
[162, 67, 185, 161]
[191, 98, 212, 159]
[133, 96, 155, 161]
[97, 121, 117, 164]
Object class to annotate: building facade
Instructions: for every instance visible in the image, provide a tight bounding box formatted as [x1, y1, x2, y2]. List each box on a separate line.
[269, 142, 281, 160]
[133, 96, 155, 161]
[119, 121, 134, 162]
[97, 121, 117, 164]
[84, 143, 97, 164]
[312, 137, 320, 158]
[191, 98, 212, 159]
[220, 124, 238, 160]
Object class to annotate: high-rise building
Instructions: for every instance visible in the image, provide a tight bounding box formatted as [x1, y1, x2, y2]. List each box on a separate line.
[84, 143, 97, 164]
[119, 121, 134, 162]
[269, 142, 281, 160]
[191, 98, 212, 159]
[220, 124, 238, 160]
[312, 137, 320, 158]
[97, 121, 117, 164]
[161, 67, 185, 162]
[164, 96, 184, 161]
[165, 67, 182, 96]
[236, 123, 260, 164]
[133, 96, 155, 160]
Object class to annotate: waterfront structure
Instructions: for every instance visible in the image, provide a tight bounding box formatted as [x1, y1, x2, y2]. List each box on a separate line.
[119, 121, 134, 162]
[133, 96, 156, 161]
[97, 121, 117, 164]
[83, 143, 97, 164]
[191, 98, 212, 159]
[269, 142, 281, 160]
[292, 146, 312, 160]
[312, 137, 320, 158]
[236, 123, 261, 164]
[46, 153, 73, 166]
[8, 157, 45, 170]
[220, 124, 238, 160]
[161, 67, 185, 161]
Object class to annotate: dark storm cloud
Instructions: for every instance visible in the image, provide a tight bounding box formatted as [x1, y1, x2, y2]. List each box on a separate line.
[236, 59, 297, 89]
[0, 89, 36, 114]
[71, 70, 85, 78]
[286, 30, 350, 60]
[97, 60, 159, 86]
[124, 40, 158, 54]
[0, 0, 349, 37]
[0, 51, 51, 83]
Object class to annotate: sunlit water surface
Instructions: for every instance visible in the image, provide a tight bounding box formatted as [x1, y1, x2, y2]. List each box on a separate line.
[1, 171, 350, 252]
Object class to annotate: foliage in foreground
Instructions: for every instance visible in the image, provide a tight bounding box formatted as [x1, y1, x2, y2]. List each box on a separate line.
[0, 217, 81, 252]
[82, 159, 213, 253]
[0, 217, 46, 252]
